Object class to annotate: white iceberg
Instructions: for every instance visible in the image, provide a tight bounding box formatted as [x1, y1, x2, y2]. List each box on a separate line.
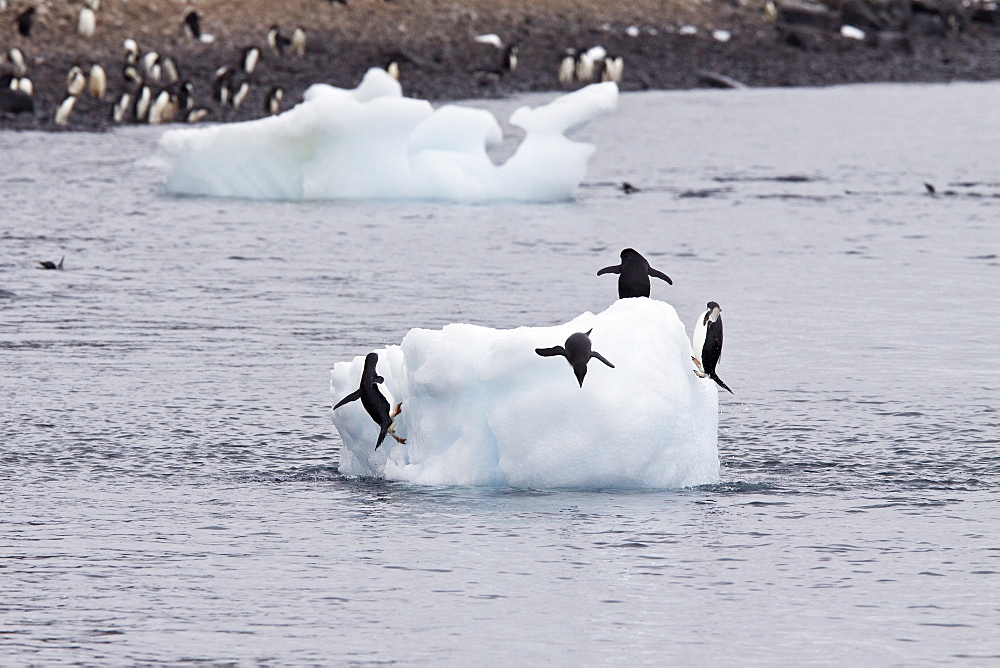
[159, 68, 618, 202]
[329, 298, 720, 489]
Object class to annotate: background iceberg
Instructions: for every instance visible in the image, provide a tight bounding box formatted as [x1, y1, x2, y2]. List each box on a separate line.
[330, 299, 720, 489]
[159, 69, 618, 202]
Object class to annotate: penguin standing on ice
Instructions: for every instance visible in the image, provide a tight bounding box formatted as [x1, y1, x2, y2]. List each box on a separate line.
[597, 248, 672, 299]
[333, 352, 405, 449]
[535, 329, 615, 387]
[691, 301, 732, 393]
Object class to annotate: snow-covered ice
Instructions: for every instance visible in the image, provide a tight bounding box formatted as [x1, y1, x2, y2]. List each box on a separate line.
[159, 68, 618, 202]
[330, 299, 720, 489]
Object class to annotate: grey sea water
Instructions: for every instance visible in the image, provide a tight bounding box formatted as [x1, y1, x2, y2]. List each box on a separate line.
[1, 82, 998, 664]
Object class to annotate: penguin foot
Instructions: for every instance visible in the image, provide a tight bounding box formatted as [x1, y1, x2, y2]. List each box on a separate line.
[693, 368, 708, 379]
[387, 403, 406, 444]
[691, 356, 705, 374]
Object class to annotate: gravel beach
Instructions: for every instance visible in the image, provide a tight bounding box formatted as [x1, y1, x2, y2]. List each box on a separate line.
[2, 0, 1000, 130]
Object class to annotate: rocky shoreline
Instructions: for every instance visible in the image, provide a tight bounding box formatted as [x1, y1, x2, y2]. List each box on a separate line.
[2, 0, 1000, 131]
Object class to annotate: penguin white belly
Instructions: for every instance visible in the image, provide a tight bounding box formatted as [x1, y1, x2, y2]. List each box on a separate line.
[691, 309, 708, 363]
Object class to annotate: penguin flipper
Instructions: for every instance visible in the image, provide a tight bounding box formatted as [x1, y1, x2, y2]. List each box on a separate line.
[711, 373, 734, 394]
[535, 346, 567, 358]
[596, 264, 621, 276]
[649, 267, 673, 285]
[591, 350, 615, 368]
[333, 389, 362, 409]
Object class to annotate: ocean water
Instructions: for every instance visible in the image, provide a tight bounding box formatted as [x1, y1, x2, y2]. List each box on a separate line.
[1, 82, 998, 664]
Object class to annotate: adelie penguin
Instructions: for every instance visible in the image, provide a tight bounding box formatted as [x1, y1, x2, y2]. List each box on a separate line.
[16, 7, 34, 37]
[535, 329, 614, 387]
[333, 352, 405, 449]
[39, 256, 64, 270]
[691, 301, 733, 393]
[597, 248, 672, 299]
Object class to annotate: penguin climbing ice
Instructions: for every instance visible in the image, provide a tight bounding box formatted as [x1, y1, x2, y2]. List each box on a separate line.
[692, 301, 733, 393]
[333, 352, 405, 449]
[535, 329, 615, 387]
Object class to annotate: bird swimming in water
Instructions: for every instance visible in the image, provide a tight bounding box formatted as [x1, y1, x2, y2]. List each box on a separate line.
[39, 256, 64, 270]
[535, 329, 615, 387]
[692, 301, 733, 393]
[333, 352, 405, 449]
[597, 248, 672, 299]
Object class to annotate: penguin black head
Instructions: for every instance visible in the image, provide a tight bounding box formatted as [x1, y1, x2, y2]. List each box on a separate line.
[706, 301, 720, 311]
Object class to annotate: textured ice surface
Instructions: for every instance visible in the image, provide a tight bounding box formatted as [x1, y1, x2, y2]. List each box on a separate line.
[330, 298, 719, 488]
[159, 68, 618, 202]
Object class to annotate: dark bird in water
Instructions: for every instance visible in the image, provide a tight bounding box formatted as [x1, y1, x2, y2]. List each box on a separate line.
[333, 352, 405, 449]
[924, 182, 936, 195]
[39, 256, 64, 270]
[597, 248, 672, 299]
[536, 329, 615, 387]
[16, 7, 35, 37]
[183, 11, 201, 40]
[620, 182, 639, 194]
[692, 301, 732, 393]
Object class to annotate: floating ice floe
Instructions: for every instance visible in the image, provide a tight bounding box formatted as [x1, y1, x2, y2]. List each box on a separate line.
[159, 68, 618, 202]
[330, 298, 720, 489]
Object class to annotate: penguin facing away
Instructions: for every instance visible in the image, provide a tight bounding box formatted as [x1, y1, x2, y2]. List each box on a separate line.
[597, 248, 672, 299]
[16, 7, 34, 37]
[535, 329, 615, 387]
[333, 352, 405, 449]
[692, 301, 733, 393]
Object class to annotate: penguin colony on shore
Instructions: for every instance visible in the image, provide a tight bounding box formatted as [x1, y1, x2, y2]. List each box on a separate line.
[0, 4, 315, 124]
[0, 3, 620, 127]
[335, 247, 732, 450]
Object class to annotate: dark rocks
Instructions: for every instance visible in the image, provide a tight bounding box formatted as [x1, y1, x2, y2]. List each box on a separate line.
[0, 88, 34, 114]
